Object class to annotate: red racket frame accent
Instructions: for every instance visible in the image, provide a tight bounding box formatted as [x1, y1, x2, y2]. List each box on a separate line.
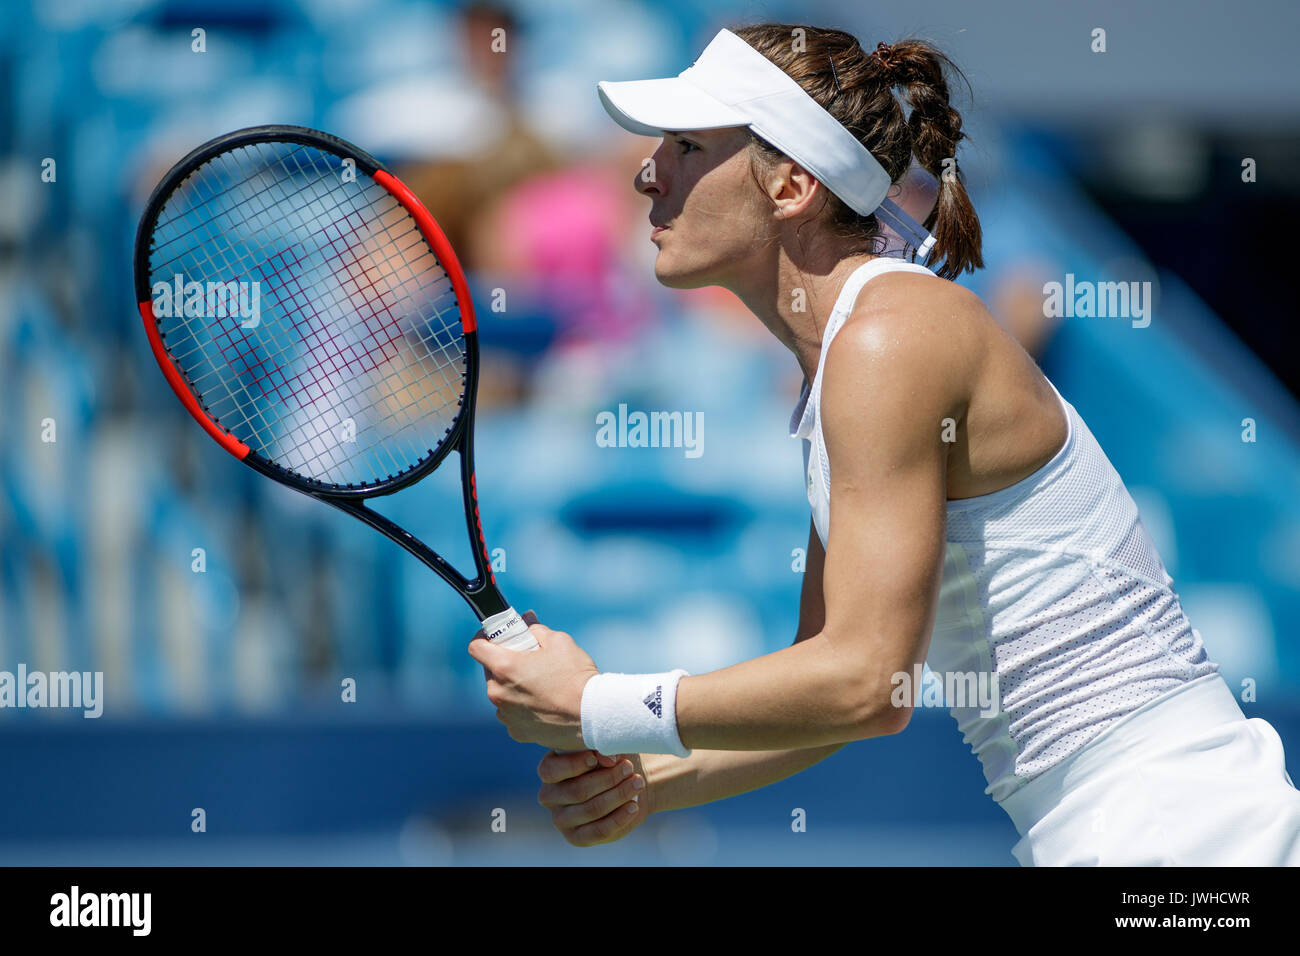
[373, 169, 477, 335]
[139, 300, 251, 460]
[471, 473, 495, 586]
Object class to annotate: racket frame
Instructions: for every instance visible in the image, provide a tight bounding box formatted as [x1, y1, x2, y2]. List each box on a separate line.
[134, 125, 514, 624]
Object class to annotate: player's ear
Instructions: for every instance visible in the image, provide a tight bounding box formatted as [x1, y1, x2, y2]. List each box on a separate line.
[768, 159, 820, 221]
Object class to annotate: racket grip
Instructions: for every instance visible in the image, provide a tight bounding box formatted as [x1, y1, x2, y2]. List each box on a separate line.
[482, 606, 539, 651]
[481, 606, 588, 760]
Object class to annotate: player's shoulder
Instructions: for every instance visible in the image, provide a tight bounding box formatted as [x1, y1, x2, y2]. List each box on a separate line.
[849, 265, 987, 340]
[828, 266, 987, 392]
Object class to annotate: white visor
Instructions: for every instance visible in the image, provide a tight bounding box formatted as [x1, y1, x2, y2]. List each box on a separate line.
[598, 28, 936, 259]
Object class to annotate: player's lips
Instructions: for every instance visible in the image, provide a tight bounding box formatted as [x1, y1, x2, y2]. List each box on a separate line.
[650, 220, 668, 240]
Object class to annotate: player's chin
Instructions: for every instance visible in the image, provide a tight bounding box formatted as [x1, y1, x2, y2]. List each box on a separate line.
[652, 256, 713, 290]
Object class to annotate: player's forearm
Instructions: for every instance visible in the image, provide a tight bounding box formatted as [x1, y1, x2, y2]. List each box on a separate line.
[640, 743, 846, 814]
[674, 632, 905, 750]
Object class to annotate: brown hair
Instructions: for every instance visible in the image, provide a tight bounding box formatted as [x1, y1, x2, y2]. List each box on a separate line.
[733, 23, 983, 279]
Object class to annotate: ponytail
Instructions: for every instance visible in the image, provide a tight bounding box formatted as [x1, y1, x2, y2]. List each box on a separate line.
[876, 39, 983, 278]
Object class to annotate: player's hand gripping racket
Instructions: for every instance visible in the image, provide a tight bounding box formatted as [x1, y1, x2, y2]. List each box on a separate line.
[134, 125, 538, 652]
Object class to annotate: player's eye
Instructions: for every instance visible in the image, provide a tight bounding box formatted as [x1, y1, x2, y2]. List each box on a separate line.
[676, 138, 699, 154]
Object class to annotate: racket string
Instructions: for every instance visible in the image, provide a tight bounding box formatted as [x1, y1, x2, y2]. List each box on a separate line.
[222, 151, 466, 476]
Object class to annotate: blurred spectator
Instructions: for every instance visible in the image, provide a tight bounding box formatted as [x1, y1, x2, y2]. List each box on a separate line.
[388, 2, 560, 264]
[988, 259, 1062, 359]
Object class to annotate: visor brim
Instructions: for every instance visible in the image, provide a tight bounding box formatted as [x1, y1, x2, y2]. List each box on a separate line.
[596, 77, 748, 137]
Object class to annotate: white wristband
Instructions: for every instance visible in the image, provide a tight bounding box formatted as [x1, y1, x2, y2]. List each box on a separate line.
[580, 670, 691, 757]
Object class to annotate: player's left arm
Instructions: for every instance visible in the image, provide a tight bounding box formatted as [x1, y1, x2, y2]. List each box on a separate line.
[471, 277, 968, 751]
[668, 285, 962, 749]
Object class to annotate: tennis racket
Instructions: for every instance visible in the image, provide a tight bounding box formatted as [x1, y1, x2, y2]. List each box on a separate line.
[134, 124, 538, 652]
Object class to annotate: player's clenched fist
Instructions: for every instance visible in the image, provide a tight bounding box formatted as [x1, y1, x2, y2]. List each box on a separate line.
[537, 749, 650, 846]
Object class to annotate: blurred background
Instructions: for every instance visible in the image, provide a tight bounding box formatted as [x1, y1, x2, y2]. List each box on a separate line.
[1, 0, 1298, 865]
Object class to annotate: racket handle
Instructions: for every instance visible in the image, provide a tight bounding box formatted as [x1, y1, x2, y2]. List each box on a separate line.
[482, 606, 539, 651]
[481, 606, 588, 759]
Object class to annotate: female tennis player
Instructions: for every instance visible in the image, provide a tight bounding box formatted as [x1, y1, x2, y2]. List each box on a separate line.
[468, 23, 1300, 865]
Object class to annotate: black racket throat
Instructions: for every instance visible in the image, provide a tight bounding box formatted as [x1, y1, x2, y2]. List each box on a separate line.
[310, 481, 510, 624]
[333, 495, 511, 620]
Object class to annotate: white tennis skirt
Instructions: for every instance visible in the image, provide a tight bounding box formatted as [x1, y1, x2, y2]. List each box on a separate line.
[998, 672, 1300, 866]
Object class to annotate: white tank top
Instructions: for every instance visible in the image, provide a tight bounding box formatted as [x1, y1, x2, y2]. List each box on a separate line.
[789, 256, 1218, 802]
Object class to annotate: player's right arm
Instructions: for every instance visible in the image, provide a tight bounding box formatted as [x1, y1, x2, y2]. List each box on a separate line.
[539, 519, 846, 847]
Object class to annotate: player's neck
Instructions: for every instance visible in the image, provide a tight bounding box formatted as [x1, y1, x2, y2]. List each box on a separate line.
[729, 249, 878, 385]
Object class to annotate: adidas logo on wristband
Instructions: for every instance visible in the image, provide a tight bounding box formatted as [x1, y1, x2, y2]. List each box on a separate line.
[643, 686, 663, 718]
[581, 670, 690, 757]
